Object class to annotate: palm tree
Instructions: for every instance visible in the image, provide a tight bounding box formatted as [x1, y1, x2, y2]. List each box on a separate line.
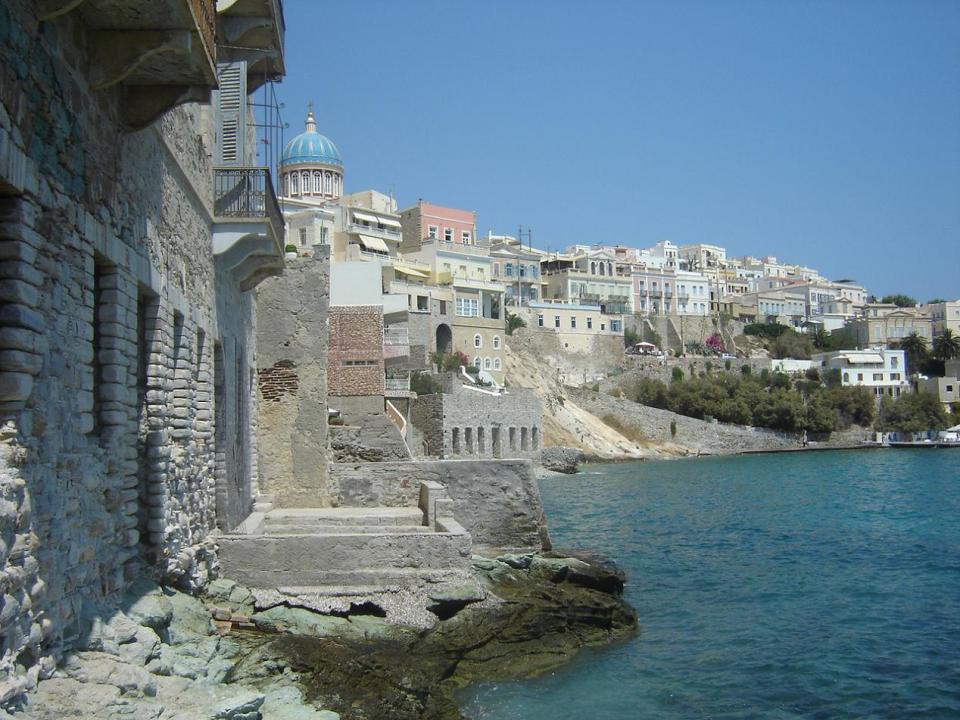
[933, 329, 960, 361]
[898, 331, 928, 374]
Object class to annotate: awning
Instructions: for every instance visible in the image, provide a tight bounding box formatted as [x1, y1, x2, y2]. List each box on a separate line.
[379, 217, 402, 228]
[357, 235, 389, 253]
[395, 266, 429, 279]
[840, 353, 883, 364]
[352, 211, 381, 224]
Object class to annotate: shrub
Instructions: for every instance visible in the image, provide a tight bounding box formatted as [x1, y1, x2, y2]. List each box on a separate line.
[284, 244, 299, 254]
[670, 420, 677, 437]
[410, 371, 442, 396]
[506, 311, 526, 336]
[741, 364, 751, 376]
[671, 367, 684, 382]
[430, 351, 470, 372]
[705, 333, 725, 354]
[601, 414, 647, 444]
[725, 359, 732, 371]
[744, 323, 788, 339]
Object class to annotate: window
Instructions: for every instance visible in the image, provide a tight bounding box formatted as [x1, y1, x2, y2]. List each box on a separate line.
[493, 336, 501, 349]
[313, 172, 322, 193]
[428, 225, 439, 240]
[302, 172, 309, 193]
[473, 356, 481, 368]
[857, 373, 864, 381]
[891, 357, 898, 368]
[570, 316, 577, 329]
[343, 359, 378, 366]
[610, 320, 622, 332]
[439, 300, 447, 314]
[587, 317, 593, 329]
[843, 372, 849, 382]
[554, 316, 561, 328]
[417, 296, 429, 311]
[474, 334, 482, 348]
[458, 265, 467, 277]
[493, 262, 500, 276]
[462, 231, 472, 244]
[319, 226, 328, 244]
[484, 357, 492, 370]
[505, 263, 514, 277]
[291, 173, 299, 194]
[601, 323, 606, 330]
[456, 298, 479, 317]
[298, 228, 307, 247]
[444, 228, 453, 242]
[537, 314, 544, 327]
[494, 358, 501, 370]
[873, 373, 883, 381]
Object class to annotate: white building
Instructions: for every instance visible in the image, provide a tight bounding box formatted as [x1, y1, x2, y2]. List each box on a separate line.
[812, 348, 910, 405]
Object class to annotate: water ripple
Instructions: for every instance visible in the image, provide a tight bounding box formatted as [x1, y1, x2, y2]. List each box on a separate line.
[460, 450, 960, 719]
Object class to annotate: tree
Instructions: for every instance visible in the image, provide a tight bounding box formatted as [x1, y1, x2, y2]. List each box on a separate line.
[771, 329, 813, 359]
[875, 392, 948, 434]
[933, 329, 960, 361]
[810, 326, 829, 349]
[623, 327, 641, 348]
[505, 311, 526, 336]
[880, 294, 917, 308]
[898, 332, 928, 374]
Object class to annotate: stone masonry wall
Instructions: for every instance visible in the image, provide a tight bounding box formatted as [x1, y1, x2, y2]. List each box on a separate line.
[0, 1, 260, 703]
[330, 459, 550, 552]
[255, 250, 331, 507]
[328, 305, 384, 397]
[411, 384, 543, 460]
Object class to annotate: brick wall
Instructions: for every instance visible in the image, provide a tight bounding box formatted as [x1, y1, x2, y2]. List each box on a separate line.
[328, 305, 384, 397]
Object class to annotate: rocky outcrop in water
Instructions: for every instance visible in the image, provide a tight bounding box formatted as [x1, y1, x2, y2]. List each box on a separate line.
[3, 553, 636, 720]
[540, 446, 584, 474]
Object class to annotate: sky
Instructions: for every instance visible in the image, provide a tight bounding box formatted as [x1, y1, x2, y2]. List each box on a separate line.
[268, 0, 960, 301]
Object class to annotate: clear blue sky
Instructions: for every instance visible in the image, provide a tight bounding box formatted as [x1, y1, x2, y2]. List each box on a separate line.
[271, 0, 960, 301]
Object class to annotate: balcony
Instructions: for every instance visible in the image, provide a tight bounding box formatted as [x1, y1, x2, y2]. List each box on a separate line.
[349, 223, 401, 240]
[385, 375, 412, 396]
[212, 167, 285, 291]
[422, 238, 491, 258]
[215, 0, 286, 92]
[60, 0, 217, 128]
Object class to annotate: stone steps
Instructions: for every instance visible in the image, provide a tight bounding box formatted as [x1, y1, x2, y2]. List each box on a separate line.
[265, 524, 435, 536]
[264, 506, 425, 528]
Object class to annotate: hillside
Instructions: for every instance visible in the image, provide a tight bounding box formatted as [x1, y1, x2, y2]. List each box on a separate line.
[505, 330, 808, 459]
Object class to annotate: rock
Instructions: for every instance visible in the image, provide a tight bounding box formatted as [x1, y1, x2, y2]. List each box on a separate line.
[540, 446, 583, 474]
[60, 652, 157, 698]
[497, 553, 533, 569]
[426, 580, 486, 620]
[206, 578, 237, 601]
[211, 688, 264, 719]
[252, 606, 352, 638]
[165, 589, 212, 644]
[262, 684, 341, 720]
[116, 626, 161, 666]
[123, 580, 174, 631]
[106, 611, 140, 644]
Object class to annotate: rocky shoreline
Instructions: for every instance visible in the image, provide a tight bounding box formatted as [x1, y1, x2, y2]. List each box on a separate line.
[2, 553, 636, 720]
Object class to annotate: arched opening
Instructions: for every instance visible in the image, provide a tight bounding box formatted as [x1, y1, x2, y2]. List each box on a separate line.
[435, 323, 452, 354]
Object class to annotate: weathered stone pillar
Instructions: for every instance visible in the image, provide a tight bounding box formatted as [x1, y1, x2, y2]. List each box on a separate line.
[255, 248, 331, 507]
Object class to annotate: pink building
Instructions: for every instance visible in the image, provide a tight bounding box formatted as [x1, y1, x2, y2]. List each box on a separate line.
[398, 200, 478, 252]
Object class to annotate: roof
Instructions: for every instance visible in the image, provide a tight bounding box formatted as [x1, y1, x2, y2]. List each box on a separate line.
[281, 110, 342, 167]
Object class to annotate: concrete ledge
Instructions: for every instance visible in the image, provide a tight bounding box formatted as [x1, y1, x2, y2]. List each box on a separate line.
[218, 530, 472, 589]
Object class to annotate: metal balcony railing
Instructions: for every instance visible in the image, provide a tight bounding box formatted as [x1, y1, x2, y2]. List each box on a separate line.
[385, 377, 411, 392]
[213, 167, 284, 252]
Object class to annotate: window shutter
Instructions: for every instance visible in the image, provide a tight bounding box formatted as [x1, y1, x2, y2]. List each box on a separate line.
[215, 62, 248, 165]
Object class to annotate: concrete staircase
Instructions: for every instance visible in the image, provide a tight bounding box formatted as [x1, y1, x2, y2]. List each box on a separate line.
[218, 482, 473, 591]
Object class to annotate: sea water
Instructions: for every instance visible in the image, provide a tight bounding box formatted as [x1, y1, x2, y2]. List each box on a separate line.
[460, 449, 960, 719]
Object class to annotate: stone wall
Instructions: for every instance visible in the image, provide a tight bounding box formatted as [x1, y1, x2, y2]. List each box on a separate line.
[567, 386, 801, 454]
[255, 251, 331, 507]
[0, 1, 260, 703]
[330, 459, 550, 552]
[410, 383, 543, 460]
[328, 305, 384, 397]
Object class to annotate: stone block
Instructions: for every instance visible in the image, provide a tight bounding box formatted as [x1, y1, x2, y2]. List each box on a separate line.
[0, 372, 32, 402]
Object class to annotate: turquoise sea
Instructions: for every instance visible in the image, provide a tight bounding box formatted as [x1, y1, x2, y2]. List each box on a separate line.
[460, 449, 960, 719]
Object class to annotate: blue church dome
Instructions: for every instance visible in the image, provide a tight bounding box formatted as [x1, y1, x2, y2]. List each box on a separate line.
[281, 110, 342, 167]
